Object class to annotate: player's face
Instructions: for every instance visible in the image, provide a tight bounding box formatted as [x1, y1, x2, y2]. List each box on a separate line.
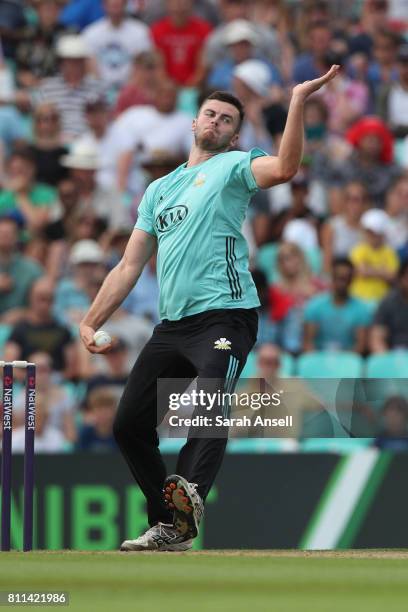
[193, 101, 240, 152]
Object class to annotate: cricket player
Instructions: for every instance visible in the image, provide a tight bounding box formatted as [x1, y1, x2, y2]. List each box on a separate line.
[80, 65, 339, 551]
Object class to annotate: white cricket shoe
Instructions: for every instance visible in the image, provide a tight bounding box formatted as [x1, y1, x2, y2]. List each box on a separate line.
[163, 474, 204, 539]
[120, 523, 193, 552]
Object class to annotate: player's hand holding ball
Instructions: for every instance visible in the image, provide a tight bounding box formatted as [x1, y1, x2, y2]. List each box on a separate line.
[79, 323, 113, 354]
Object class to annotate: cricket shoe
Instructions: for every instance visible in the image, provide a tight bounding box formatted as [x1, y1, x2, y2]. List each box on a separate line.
[120, 523, 192, 552]
[163, 474, 204, 539]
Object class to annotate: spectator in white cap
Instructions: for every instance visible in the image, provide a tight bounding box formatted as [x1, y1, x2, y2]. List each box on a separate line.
[82, 0, 152, 95]
[61, 138, 131, 230]
[232, 59, 282, 152]
[349, 208, 399, 303]
[54, 239, 108, 332]
[36, 35, 104, 143]
[207, 19, 282, 92]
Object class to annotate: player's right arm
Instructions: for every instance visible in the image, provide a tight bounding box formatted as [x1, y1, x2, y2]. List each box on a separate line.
[79, 228, 156, 353]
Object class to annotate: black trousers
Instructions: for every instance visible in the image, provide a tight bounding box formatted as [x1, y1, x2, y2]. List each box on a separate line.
[113, 308, 258, 527]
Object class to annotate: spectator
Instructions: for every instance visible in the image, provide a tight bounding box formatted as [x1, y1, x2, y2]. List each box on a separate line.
[81, 338, 131, 396]
[60, 138, 131, 229]
[75, 96, 120, 191]
[292, 21, 332, 83]
[82, 0, 152, 94]
[4, 276, 78, 377]
[304, 258, 371, 352]
[268, 242, 325, 353]
[114, 50, 163, 116]
[208, 19, 282, 93]
[350, 208, 399, 303]
[348, 0, 391, 58]
[28, 103, 68, 187]
[54, 239, 108, 330]
[384, 176, 408, 252]
[374, 396, 408, 451]
[12, 392, 67, 453]
[13, 351, 77, 443]
[36, 34, 104, 143]
[203, 2, 281, 75]
[151, 0, 212, 86]
[76, 387, 117, 451]
[15, 0, 70, 88]
[321, 181, 366, 275]
[0, 148, 56, 234]
[330, 116, 401, 207]
[115, 79, 192, 197]
[232, 59, 277, 152]
[377, 43, 408, 138]
[317, 53, 370, 135]
[0, 216, 43, 323]
[370, 260, 408, 351]
[269, 170, 320, 245]
[367, 28, 400, 98]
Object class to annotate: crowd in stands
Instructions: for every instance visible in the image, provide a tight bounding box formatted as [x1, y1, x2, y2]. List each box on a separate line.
[0, 0, 407, 451]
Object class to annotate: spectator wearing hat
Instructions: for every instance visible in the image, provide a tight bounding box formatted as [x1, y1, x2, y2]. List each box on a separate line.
[377, 44, 408, 138]
[232, 59, 283, 153]
[268, 169, 320, 245]
[0, 216, 43, 323]
[36, 34, 104, 143]
[60, 138, 131, 229]
[370, 260, 408, 352]
[15, 0, 71, 89]
[53, 239, 108, 332]
[329, 116, 401, 208]
[150, 0, 212, 86]
[207, 19, 281, 93]
[203, 6, 282, 75]
[114, 50, 163, 117]
[321, 181, 367, 275]
[82, 0, 152, 94]
[74, 96, 121, 192]
[304, 258, 371, 353]
[28, 102, 68, 187]
[3, 276, 78, 378]
[349, 208, 399, 303]
[0, 147, 57, 234]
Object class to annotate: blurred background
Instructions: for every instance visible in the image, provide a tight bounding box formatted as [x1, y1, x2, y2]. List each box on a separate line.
[0, 0, 408, 550]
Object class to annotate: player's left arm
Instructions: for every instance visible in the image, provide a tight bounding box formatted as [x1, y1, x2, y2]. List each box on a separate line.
[251, 65, 340, 189]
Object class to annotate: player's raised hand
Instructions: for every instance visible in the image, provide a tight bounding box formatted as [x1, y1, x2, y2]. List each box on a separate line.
[292, 64, 340, 101]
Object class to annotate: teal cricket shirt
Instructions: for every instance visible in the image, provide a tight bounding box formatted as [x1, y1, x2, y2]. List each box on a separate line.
[135, 147, 266, 321]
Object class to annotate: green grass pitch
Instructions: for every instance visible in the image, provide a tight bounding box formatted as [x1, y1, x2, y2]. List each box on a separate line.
[1, 551, 408, 611]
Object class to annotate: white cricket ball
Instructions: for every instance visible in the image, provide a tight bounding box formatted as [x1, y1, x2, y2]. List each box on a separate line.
[93, 330, 112, 347]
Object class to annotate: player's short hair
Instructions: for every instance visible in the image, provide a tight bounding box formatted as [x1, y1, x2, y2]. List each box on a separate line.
[199, 91, 245, 132]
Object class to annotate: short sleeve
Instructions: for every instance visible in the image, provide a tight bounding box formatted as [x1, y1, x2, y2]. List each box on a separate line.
[232, 148, 268, 194]
[134, 184, 156, 236]
[356, 301, 372, 326]
[304, 296, 321, 322]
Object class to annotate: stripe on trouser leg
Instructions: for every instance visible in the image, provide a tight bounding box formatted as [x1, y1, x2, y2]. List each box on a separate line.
[223, 356, 240, 418]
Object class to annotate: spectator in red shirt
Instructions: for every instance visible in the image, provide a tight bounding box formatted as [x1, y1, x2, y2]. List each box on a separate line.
[150, 0, 212, 86]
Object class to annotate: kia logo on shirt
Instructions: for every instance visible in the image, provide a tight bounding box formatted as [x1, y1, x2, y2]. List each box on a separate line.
[155, 205, 189, 233]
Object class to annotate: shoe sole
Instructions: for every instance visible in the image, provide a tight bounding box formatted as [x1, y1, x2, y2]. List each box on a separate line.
[120, 540, 192, 552]
[163, 475, 199, 539]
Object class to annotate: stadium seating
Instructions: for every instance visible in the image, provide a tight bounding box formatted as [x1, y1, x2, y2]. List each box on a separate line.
[239, 349, 295, 378]
[296, 351, 364, 378]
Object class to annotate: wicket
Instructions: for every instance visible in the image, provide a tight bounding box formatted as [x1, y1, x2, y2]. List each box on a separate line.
[1, 361, 36, 552]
